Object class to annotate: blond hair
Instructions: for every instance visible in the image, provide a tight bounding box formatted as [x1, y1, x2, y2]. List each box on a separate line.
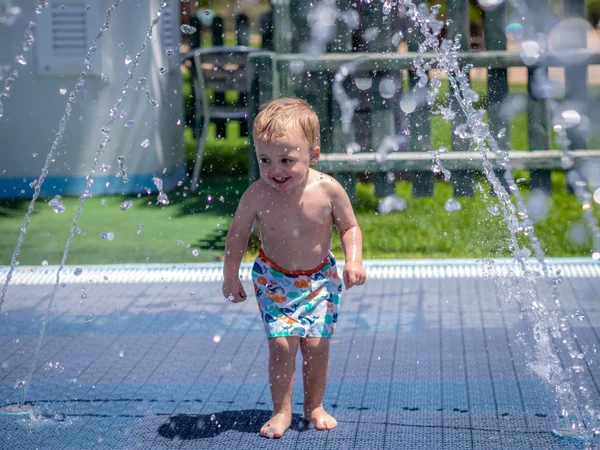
[253, 97, 320, 147]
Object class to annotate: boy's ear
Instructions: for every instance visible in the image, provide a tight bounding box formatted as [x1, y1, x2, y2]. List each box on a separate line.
[310, 145, 321, 165]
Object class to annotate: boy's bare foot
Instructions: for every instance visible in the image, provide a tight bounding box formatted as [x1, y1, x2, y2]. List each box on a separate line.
[305, 406, 337, 430]
[260, 412, 292, 438]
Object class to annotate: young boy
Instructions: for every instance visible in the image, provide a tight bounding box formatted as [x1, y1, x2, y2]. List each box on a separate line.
[222, 98, 366, 438]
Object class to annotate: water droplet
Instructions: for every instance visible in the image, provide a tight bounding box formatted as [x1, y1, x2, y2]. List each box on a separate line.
[487, 205, 501, 216]
[477, 0, 504, 10]
[120, 200, 133, 211]
[192, 249, 200, 256]
[100, 232, 115, 240]
[382, 0, 392, 14]
[363, 27, 379, 43]
[166, 48, 175, 56]
[378, 195, 406, 214]
[559, 110, 581, 128]
[354, 78, 372, 90]
[59, 88, 67, 95]
[145, 90, 158, 107]
[592, 187, 600, 204]
[81, 188, 92, 200]
[345, 142, 361, 155]
[48, 195, 66, 213]
[152, 177, 170, 205]
[84, 315, 92, 324]
[548, 18, 600, 65]
[124, 55, 132, 65]
[73, 268, 83, 276]
[379, 78, 396, 99]
[117, 156, 129, 183]
[571, 311, 585, 321]
[392, 31, 404, 47]
[15, 55, 26, 65]
[125, 120, 135, 128]
[141, 139, 150, 148]
[119, 350, 124, 357]
[400, 96, 417, 114]
[180, 24, 197, 34]
[592, 252, 600, 261]
[159, 67, 168, 74]
[101, 127, 111, 141]
[520, 40, 541, 65]
[445, 198, 462, 212]
[505, 23, 524, 40]
[101, 73, 108, 83]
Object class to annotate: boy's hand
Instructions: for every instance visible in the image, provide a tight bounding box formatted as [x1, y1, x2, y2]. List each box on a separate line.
[222, 277, 247, 303]
[343, 263, 367, 289]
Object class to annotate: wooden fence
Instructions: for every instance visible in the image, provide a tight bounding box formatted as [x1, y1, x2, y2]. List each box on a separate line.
[185, 2, 600, 199]
[247, 0, 600, 200]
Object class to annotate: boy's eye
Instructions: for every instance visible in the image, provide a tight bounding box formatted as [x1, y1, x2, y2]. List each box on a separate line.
[259, 158, 269, 164]
[282, 158, 295, 164]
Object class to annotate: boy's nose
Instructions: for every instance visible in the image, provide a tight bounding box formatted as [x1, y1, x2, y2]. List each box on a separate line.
[268, 166, 286, 175]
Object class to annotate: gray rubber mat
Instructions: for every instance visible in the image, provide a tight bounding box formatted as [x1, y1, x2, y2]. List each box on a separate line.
[1, 260, 599, 449]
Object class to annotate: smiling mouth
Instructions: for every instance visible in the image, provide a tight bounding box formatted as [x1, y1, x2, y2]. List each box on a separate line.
[272, 177, 290, 184]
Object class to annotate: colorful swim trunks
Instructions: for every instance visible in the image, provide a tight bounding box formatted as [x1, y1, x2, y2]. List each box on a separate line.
[252, 248, 343, 339]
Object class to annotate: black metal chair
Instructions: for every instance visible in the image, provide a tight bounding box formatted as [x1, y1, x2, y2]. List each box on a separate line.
[182, 46, 260, 189]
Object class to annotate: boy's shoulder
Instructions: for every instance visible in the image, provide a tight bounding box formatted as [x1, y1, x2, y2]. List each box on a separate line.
[309, 169, 345, 197]
[244, 178, 268, 197]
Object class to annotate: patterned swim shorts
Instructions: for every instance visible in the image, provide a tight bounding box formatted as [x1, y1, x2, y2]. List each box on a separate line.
[252, 248, 343, 339]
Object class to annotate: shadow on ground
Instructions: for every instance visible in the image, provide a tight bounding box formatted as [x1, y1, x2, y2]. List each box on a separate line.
[157, 410, 304, 440]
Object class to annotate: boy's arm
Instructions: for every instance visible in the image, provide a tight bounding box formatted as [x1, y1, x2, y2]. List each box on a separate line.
[327, 178, 367, 288]
[222, 185, 258, 301]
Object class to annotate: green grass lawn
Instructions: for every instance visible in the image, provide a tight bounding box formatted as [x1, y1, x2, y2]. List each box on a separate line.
[0, 179, 240, 266]
[0, 173, 597, 266]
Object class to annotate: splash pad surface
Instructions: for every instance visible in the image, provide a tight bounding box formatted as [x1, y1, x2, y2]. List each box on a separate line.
[1, 260, 598, 449]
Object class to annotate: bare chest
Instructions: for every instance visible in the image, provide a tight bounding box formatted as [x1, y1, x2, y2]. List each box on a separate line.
[256, 195, 333, 238]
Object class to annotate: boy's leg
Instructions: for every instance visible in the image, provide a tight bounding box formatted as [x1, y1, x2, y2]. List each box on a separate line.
[300, 337, 337, 430]
[260, 336, 299, 438]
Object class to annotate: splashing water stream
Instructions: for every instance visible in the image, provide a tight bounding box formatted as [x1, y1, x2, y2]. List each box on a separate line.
[11, 2, 165, 406]
[329, 0, 599, 436]
[401, 0, 599, 434]
[0, 0, 122, 313]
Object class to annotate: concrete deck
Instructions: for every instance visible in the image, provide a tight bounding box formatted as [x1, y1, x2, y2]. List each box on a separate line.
[1, 260, 599, 449]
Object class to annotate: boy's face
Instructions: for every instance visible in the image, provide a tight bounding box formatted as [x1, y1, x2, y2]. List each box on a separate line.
[255, 126, 320, 192]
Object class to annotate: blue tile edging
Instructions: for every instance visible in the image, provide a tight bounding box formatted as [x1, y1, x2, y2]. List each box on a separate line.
[0, 163, 187, 198]
[1, 258, 598, 285]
